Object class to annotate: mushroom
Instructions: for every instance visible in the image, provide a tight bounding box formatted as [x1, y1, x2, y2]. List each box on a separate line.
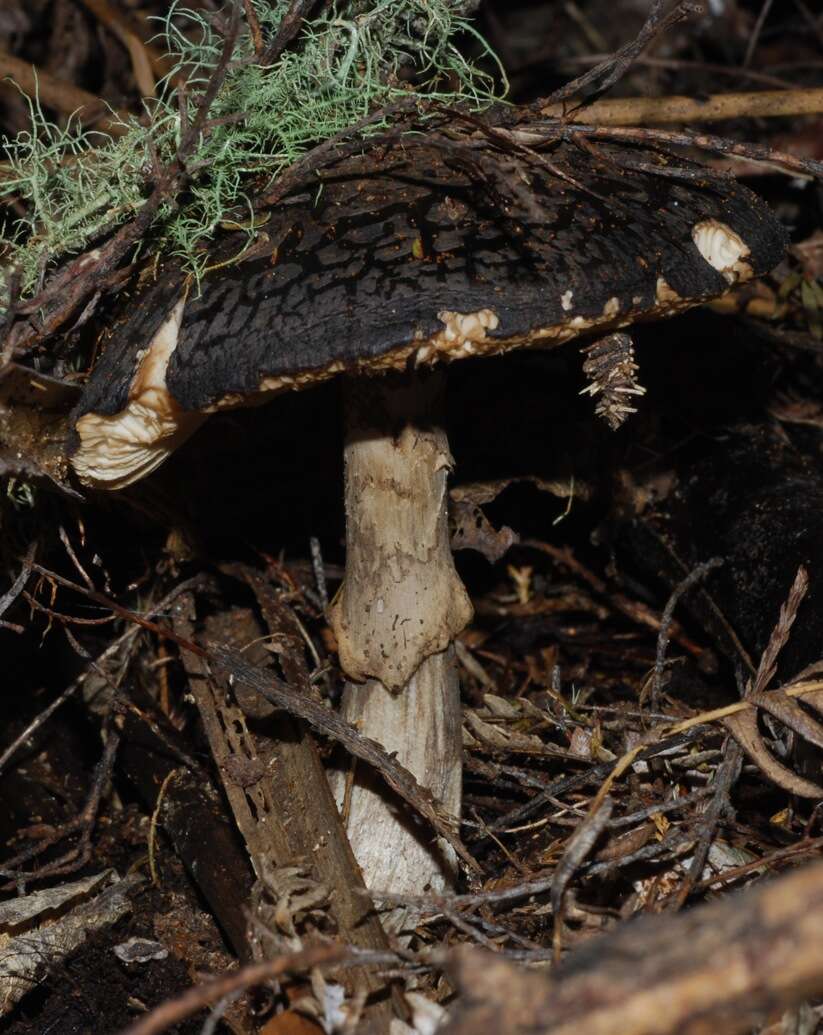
[69, 133, 787, 908]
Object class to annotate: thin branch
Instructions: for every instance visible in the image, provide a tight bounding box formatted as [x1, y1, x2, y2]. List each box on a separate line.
[0, 542, 35, 620]
[653, 557, 724, 707]
[744, 0, 776, 68]
[543, 0, 702, 107]
[539, 86, 823, 126]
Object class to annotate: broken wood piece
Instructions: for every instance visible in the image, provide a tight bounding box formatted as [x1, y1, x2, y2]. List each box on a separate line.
[443, 859, 823, 1035]
[0, 871, 140, 1015]
[172, 588, 395, 1027]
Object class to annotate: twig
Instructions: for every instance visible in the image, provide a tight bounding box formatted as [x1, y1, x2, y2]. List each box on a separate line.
[693, 836, 823, 894]
[551, 797, 613, 960]
[78, 0, 159, 96]
[148, 768, 180, 885]
[670, 734, 743, 911]
[506, 121, 823, 180]
[744, 0, 776, 68]
[485, 730, 705, 835]
[369, 876, 557, 911]
[254, 96, 424, 209]
[586, 829, 695, 877]
[653, 557, 724, 707]
[0, 716, 120, 885]
[259, 0, 317, 67]
[177, 1, 241, 162]
[0, 542, 36, 620]
[58, 526, 95, 590]
[23, 591, 117, 625]
[793, 0, 823, 50]
[539, 86, 823, 126]
[521, 539, 705, 658]
[242, 0, 265, 58]
[309, 536, 329, 610]
[543, 0, 702, 107]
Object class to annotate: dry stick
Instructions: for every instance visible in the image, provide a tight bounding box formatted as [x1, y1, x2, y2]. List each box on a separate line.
[551, 796, 613, 961]
[543, 0, 702, 107]
[0, 50, 130, 136]
[0, 717, 121, 884]
[253, 96, 424, 210]
[586, 828, 695, 878]
[309, 536, 329, 610]
[793, 0, 823, 50]
[521, 539, 705, 658]
[0, 542, 35, 631]
[568, 122, 823, 180]
[259, 0, 317, 67]
[670, 731, 744, 912]
[507, 121, 823, 180]
[242, 0, 265, 58]
[652, 557, 724, 708]
[553, 53, 798, 91]
[744, 0, 776, 68]
[695, 835, 823, 894]
[176, 573, 397, 1024]
[484, 729, 706, 836]
[539, 86, 823, 126]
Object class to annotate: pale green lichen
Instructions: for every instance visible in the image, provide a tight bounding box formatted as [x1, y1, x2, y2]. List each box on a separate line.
[0, 0, 504, 305]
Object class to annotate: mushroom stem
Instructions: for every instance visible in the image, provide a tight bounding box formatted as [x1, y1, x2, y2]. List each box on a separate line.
[329, 371, 472, 916]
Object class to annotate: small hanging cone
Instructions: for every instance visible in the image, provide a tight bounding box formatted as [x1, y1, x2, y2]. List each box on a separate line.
[329, 371, 472, 917]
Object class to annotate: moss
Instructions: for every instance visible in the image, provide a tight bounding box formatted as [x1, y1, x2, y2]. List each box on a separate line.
[0, 0, 503, 307]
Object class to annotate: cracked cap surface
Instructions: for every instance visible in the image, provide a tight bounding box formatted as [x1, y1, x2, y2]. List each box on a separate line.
[71, 134, 787, 487]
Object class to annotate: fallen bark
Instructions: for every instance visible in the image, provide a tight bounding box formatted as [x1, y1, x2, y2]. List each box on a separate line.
[443, 859, 823, 1035]
[174, 586, 396, 1027]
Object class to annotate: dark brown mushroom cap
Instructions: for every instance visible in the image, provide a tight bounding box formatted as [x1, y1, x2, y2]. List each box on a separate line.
[70, 134, 787, 485]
